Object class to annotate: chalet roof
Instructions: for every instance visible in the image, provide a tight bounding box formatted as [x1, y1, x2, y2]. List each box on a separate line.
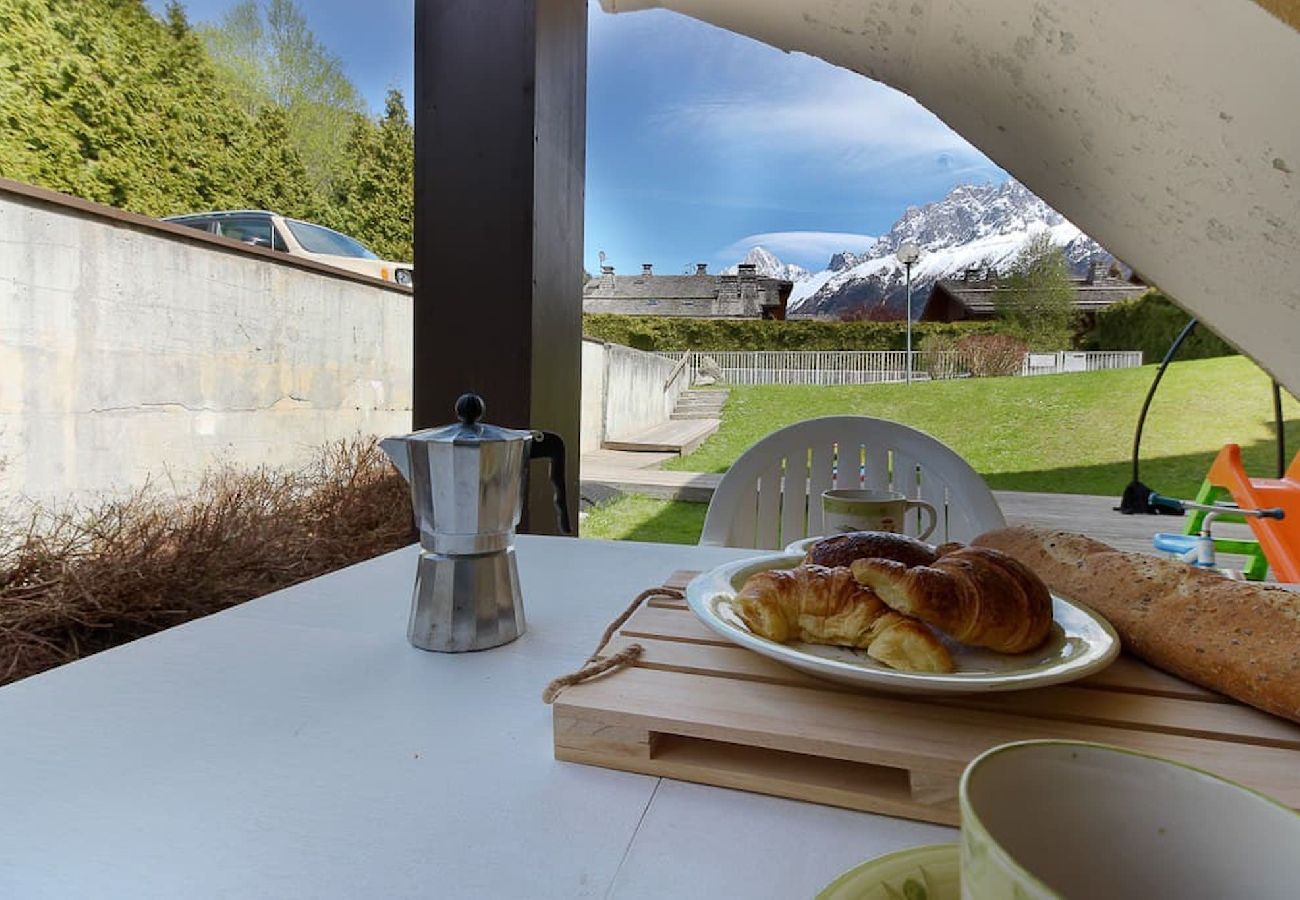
[584, 274, 719, 300]
[923, 273, 1147, 318]
[583, 271, 791, 302]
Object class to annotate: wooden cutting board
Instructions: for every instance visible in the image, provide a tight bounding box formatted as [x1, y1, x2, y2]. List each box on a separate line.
[551, 571, 1300, 826]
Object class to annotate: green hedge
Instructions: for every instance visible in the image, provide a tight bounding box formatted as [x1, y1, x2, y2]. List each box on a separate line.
[582, 314, 1000, 352]
[1086, 290, 1237, 360]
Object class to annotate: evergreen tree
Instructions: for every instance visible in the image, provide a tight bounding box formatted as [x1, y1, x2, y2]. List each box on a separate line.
[0, 0, 412, 260]
[0, 0, 317, 219]
[239, 104, 320, 219]
[327, 89, 413, 262]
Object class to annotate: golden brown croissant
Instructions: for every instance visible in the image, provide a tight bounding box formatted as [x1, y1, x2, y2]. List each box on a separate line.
[851, 546, 1053, 653]
[732, 564, 954, 673]
[804, 531, 938, 569]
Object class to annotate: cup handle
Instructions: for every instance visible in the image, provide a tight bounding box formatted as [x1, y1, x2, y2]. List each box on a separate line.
[907, 500, 938, 540]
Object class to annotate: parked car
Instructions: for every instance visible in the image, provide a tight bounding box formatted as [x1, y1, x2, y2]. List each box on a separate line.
[163, 210, 413, 286]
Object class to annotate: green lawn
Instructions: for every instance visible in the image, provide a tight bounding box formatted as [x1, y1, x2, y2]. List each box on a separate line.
[581, 356, 1300, 544]
[581, 493, 707, 544]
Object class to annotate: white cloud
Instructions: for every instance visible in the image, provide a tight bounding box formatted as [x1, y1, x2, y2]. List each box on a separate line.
[721, 231, 878, 262]
[647, 48, 993, 176]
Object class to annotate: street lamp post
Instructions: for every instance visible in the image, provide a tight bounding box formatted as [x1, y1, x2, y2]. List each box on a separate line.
[896, 243, 921, 384]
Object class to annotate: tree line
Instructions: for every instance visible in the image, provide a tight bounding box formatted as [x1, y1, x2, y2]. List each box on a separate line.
[0, 0, 413, 262]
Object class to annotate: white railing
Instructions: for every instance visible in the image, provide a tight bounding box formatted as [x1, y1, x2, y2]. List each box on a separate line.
[662, 351, 696, 391]
[1020, 351, 1144, 376]
[654, 350, 1144, 386]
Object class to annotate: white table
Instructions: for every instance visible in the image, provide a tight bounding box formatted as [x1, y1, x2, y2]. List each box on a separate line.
[0, 536, 953, 898]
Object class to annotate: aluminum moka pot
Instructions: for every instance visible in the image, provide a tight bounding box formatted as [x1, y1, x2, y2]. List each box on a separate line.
[380, 393, 571, 652]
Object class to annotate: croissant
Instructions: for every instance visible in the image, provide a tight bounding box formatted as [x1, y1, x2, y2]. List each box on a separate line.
[732, 565, 954, 673]
[851, 546, 1053, 653]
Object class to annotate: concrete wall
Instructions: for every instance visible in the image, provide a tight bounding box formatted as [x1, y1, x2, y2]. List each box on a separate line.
[579, 339, 689, 450]
[580, 338, 606, 454]
[0, 183, 413, 501]
[601, 343, 688, 441]
[0, 181, 684, 502]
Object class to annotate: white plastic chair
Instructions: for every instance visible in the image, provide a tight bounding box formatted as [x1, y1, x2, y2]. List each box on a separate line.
[699, 415, 1005, 549]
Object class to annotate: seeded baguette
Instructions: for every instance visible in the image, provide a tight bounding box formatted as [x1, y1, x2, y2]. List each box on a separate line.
[974, 526, 1300, 724]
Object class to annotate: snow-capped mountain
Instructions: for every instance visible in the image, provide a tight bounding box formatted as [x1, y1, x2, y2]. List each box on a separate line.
[724, 246, 810, 283]
[784, 180, 1113, 319]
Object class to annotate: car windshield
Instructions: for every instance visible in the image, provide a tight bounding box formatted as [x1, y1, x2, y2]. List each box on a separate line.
[285, 219, 379, 259]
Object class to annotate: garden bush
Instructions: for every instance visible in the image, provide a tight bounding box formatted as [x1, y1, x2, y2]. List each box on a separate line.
[1087, 290, 1236, 360]
[957, 333, 1028, 377]
[0, 438, 414, 685]
[919, 333, 964, 379]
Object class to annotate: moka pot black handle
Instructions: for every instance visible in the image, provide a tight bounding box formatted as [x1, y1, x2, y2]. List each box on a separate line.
[529, 430, 572, 535]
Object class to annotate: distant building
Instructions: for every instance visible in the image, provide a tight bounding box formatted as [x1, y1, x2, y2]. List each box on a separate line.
[920, 260, 1147, 327]
[583, 262, 791, 319]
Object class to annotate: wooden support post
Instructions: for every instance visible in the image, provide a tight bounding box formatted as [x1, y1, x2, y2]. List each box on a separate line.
[413, 0, 586, 534]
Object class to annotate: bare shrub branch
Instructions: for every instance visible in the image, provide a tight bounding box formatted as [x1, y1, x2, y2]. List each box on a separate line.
[0, 438, 415, 685]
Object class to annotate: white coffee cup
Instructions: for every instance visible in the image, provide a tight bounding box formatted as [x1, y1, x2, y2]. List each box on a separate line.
[821, 489, 937, 540]
[959, 740, 1300, 898]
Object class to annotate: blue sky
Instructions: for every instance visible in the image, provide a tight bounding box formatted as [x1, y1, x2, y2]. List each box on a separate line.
[152, 1, 1006, 273]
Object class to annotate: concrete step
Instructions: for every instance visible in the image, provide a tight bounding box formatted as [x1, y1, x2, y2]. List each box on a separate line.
[670, 411, 723, 420]
[581, 463, 723, 503]
[603, 418, 720, 456]
[672, 400, 727, 411]
[581, 448, 680, 470]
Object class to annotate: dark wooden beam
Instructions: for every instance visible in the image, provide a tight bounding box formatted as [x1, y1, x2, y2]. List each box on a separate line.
[413, 0, 586, 535]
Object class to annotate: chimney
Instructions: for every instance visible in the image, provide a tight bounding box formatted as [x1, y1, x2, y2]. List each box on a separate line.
[696, 263, 708, 275]
[963, 267, 979, 282]
[1087, 258, 1108, 284]
[600, 264, 615, 289]
[642, 263, 653, 276]
[737, 262, 758, 305]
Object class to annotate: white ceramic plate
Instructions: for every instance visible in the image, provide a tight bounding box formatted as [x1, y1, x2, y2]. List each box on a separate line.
[685, 552, 1120, 695]
[784, 535, 826, 556]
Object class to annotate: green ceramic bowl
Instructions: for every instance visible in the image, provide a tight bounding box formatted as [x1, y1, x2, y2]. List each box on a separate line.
[958, 740, 1300, 898]
[818, 843, 959, 900]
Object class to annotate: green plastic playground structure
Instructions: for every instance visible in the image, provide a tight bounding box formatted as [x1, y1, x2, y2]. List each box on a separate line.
[1181, 480, 1271, 581]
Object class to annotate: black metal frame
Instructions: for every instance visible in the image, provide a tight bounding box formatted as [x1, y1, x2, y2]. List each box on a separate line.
[1119, 319, 1286, 514]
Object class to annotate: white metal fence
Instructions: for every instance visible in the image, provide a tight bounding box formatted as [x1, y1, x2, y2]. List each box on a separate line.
[1020, 351, 1144, 375]
[654, 350, 1143, 386]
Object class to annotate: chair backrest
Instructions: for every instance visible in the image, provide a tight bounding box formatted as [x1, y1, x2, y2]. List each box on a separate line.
[699, 415, 1005, 549]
